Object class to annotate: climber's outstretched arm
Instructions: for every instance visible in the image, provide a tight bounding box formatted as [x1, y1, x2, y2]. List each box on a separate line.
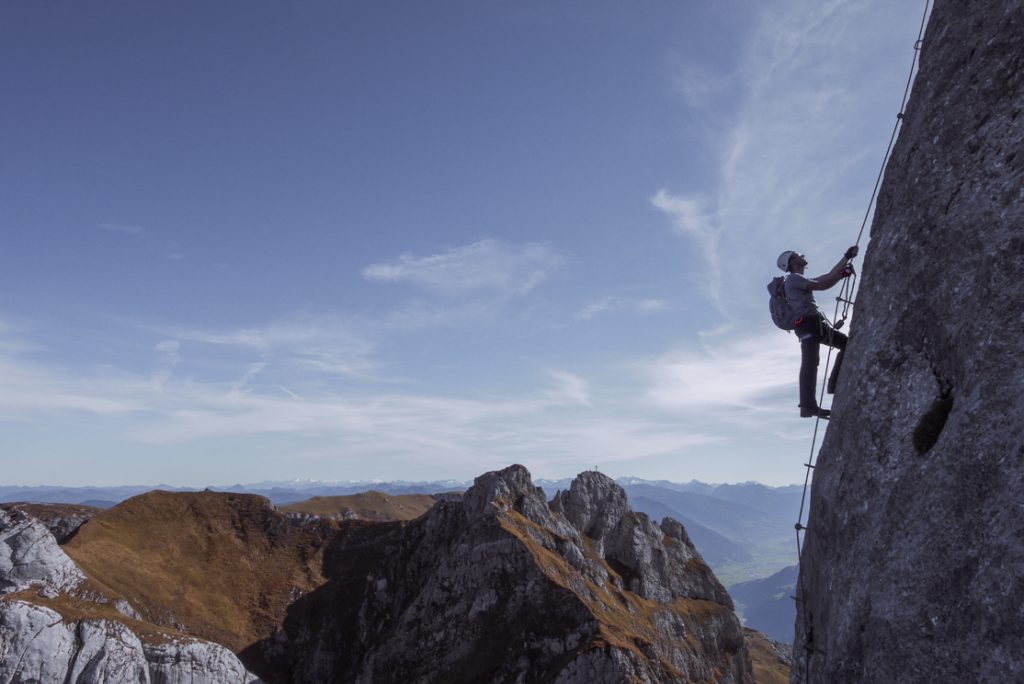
[808, 245, 858, 291]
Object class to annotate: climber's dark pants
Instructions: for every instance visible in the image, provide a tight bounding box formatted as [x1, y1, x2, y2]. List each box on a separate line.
[795, 315, 847, 410]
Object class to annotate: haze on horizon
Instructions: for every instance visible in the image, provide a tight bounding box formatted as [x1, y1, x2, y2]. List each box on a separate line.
[1, 1, 928, 488]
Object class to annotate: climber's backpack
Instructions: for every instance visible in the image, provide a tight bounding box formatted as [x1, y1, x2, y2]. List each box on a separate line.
[767, 275, 795, 332]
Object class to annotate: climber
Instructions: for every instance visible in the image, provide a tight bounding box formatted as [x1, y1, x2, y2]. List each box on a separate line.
[777, 246, 858, 419]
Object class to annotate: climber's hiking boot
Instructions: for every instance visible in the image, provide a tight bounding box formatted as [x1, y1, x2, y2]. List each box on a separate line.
[800, 406, 831, 420]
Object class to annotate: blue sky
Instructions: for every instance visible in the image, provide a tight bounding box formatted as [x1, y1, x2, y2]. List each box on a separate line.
[1, 1, 928, 487]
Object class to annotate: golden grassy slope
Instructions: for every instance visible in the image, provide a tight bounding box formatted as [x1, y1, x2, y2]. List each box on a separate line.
[744, 627, 792, 684]
[62, 490, 337, 652]
[281, 491, 436, 521]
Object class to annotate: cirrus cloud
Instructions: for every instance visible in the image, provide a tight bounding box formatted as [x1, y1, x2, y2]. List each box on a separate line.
[362, 239, 565, 297]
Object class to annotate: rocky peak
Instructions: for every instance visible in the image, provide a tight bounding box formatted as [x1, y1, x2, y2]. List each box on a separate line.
[550, 470, 630, 549]
[461, 463, 545, 517]
[553, 471, 728, 606]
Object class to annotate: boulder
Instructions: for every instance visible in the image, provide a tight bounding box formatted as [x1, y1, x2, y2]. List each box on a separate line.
[0, 508, 85, 595]
[0, 600, 262, 684]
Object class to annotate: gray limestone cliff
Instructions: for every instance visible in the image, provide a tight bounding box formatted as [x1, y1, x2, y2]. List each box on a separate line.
[0, 509, 85, 596]
[793, 1, 1024, 682]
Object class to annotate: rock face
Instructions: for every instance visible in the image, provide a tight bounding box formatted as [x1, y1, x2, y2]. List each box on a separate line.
[0, 502, 99, 543]
[0, 508, 86, 595]
[254, 465, 751, 683]
[0, 600, 258, 684]
[794, 1, 1024, 682]
[0, 508, 260, 683]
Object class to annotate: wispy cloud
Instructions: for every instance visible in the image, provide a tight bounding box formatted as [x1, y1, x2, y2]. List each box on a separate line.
[576, 296, 671, 321]
[636, 299, 669, 313]
[656, 1, 925, 323]
[671, 62, 730, 113]
[362, 239, 564, 297]
[162, 243, 184, 260]
[651, 190, 712, 243]
[0, 316, 728, 479]
[99, 222, 145, 235]
[0, 354, 146, 418]
[151, 340, 181, 391]
[650, 190, 723, 307]
[229, 362, 268, 397]
[546, 369, 591, 406]
[166, 312, 380, 380]
[576, 297, 617, 321]
[644, 331, 798, 412]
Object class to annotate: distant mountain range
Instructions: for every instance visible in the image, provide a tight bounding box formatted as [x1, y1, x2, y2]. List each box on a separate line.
[0, 476, 802, 505]
[0, 478, 470, 508]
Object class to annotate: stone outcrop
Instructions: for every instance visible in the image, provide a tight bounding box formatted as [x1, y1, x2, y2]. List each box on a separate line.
[794, 1, 1024, 682]
[551, 472, 728, 605]
[145, 638, 260, 683]
[0, 502, 99, 543]
[0, 600, 258, 684]
[254, 465, 752, 683]
[0, 508, 85, 596]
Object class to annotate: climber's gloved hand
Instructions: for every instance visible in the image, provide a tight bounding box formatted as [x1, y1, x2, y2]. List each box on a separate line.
[844, 245, 859, 260]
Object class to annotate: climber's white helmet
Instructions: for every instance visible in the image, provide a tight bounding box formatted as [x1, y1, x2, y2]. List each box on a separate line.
[777, 250, 797, 272]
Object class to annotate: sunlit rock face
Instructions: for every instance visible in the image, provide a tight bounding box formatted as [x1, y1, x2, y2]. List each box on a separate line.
[0, 601, 259, 684]
[258, 465, 753, 683]
[794, 1, 1024, 682]
[0, 508, 86, 595]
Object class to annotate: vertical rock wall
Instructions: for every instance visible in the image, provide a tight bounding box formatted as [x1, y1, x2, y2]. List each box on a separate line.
[794, 1, 1024, 682]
